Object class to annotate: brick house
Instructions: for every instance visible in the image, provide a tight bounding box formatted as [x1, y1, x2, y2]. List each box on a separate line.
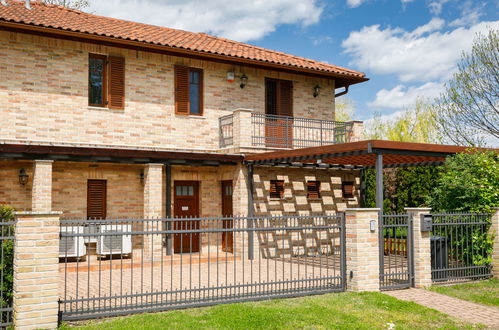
[0, 0, 368, 254]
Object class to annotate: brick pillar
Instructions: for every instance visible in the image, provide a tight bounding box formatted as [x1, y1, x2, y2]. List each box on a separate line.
[491, 208, 499, 278]
[345, 208, 380, 292]
[406, 207, 432, 288]
[345, 121, 365, 142]
[143, 163, 164, 258]
[32, 160, 53, 212]
[232, 108, 254, 150]
[13, 211, 61, 329]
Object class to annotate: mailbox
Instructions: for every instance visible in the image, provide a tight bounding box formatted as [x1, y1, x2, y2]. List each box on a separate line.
[420, 214, 432, 232]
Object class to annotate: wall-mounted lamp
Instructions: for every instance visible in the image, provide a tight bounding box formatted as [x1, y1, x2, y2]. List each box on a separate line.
[139, 171, 145, 184]
[313, 84, 322, 98]
[239, 74, 248, 89]
[19, 168, 29, 185]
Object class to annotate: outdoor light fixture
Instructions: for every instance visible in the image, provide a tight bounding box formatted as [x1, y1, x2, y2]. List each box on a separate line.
[313, 84, 322, 97]
[239, 74, 248, 89]
[18, 168, 29, 185]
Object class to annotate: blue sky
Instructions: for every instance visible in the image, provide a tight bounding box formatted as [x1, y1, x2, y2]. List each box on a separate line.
[89, 0, 499, 121]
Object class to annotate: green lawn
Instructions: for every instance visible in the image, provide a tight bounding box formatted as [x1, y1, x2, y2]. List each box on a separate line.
[65, 292, 479, 329]
[428, 279, 499, 307]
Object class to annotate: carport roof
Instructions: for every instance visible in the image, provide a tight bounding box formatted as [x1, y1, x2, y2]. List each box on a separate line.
[243, 140, 493, 167]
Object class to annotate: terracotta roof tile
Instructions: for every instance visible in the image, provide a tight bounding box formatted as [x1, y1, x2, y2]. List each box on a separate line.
[0, 0, 367, 81]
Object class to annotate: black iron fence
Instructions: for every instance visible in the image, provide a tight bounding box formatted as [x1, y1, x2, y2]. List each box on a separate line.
[59, 214, 346, 321]
[379, 214, 413, 290]
[430, 213, 492, 283]
[0, 221, 15, 328]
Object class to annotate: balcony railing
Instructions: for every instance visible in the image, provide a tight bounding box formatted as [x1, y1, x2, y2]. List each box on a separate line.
[219, 111, 353, 149]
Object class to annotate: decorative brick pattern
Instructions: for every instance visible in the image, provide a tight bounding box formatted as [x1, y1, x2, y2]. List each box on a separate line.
[406, 207, 432, 288]
[344, 208, 380, 292]
[491, 208, 499, 279]
[32, 160, 53, 212]
[13, 211, 61, 330]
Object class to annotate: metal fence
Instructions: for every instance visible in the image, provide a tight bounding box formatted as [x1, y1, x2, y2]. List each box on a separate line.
[430, 213, 492, 283]
[379, 214, 413, 290]
[219, 114, 234, 148]
[0, 221, 15, 328]
[59, 214, 346, 321]
[252, 113, 349, 149]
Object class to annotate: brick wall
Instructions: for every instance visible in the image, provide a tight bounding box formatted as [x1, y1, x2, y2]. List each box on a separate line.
[0, 30, 337, 152]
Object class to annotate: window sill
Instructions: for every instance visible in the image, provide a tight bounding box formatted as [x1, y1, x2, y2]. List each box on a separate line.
[269, 198, 285, 201]
[343, 198, 356, 201]
[87, 106, 124, 112]
[175, 114, 205, 119]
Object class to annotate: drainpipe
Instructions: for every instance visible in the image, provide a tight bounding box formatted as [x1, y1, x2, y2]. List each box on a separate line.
[334, 85, 349, 98]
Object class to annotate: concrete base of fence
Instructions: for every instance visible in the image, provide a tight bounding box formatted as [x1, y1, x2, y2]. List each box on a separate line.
[491, 208, 499, 279]
[13, 211, 62, 330]
[345, 208, 380, 292]
[406, 208, 432, 288]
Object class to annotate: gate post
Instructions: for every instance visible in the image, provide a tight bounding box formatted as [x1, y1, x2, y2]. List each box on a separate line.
[13, 211, 61, 330]
[406, 207, 432, 288]
[491, 208, 499, 279]
[344, 208, 380, 292]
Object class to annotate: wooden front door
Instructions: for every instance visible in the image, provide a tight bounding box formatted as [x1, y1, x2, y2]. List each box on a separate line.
[87, 179, 107, 220]
[221, 180, 234, 253]
[173, 181, 200, 253]
[265, 78, 293, 148]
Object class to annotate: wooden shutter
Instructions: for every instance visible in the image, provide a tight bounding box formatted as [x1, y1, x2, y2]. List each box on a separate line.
[270, 180, 284, 199]
[307, 181, 321, 199]
[108, 56, 125, 109]
[278, 80, 293, 117]
[87, 180, 107, 220]
[175, 65, 189, 115]
[342, 181, 354, 199]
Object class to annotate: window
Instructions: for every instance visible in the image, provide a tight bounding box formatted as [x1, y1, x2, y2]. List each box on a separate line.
[342, 181, 355, 199]
[269, 180, 285, 199]
[87, 180, 107, 219]
[88, 54, 125, 109]
[175, 65, 203, 115]
[307, 181, 321, 199]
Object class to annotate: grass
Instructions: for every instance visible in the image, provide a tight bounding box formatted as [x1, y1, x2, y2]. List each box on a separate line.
[65, 292, 479, 329]
[428, 279, 499, 307]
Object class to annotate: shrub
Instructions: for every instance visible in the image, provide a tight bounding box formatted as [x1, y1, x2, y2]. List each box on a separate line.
[0, 206, 15, 319]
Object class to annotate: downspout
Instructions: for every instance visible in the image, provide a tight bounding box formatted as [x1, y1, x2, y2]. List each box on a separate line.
[334, 85, 349, 98]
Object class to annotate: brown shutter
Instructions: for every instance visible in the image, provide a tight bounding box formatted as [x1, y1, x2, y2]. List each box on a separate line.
[342, 181, 354, 199]
[87, 180, 107, 220]
[270, 180, 284, 199]
[307, 181, 321, 199]
[175, 65, 189, 115]
[108, 56, 125, 109]
[278, 80, 293, 117]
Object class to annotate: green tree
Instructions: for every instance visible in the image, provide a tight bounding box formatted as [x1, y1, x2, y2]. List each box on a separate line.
[0, 206, 14, 323]
[427, 150, 499, 213]
[40, 0, 90, 10]
[434, 29, 499, 147]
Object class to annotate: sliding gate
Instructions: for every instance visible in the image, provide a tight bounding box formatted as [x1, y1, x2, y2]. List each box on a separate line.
[379, 214, 414, 290]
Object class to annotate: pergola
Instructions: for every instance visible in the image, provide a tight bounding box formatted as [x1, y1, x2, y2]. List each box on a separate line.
[244, 140, 476, 213]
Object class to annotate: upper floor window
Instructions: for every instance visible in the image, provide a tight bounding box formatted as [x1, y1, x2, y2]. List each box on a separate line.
[175, 65, 203, 115]
[307, 181, 321, 199]
[269, 180, 285, 199]
[88, 54, 125, 109]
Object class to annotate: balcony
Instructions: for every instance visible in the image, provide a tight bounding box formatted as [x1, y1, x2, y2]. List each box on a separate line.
[219, 109, 364, 151]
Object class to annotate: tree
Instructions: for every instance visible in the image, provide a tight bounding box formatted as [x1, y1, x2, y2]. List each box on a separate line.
[434, 29, 499, 147]
[40, 0, 89, 10]
[0, 206, 14, 324]
[335, 98, 354, 122]
[427, 150, 499, 213]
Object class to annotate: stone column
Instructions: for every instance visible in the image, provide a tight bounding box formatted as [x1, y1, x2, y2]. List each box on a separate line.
[13, 211, 61, 330]
[143, 163, 164, 258]
[406, 207, 432, 288]
[32, 160, 53, 212]
[345, 208, 380, 292]
[490, 208, 499, 278]
[232, 108, 254, 150]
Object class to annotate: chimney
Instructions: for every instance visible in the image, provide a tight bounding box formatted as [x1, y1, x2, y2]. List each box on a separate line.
[25, 0, 31, 10]
[1, 0, 8, 7]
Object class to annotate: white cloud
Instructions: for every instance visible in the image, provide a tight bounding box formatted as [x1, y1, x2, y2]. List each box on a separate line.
[347, 0, 366, 8]
[368, 82, 444, 109]
[449, 1, 484, 27]
[88, 0, 323, 42]
[428, 0, 450, 15]
[312, 35, 333, 46]
[342, 19, 499, 82]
